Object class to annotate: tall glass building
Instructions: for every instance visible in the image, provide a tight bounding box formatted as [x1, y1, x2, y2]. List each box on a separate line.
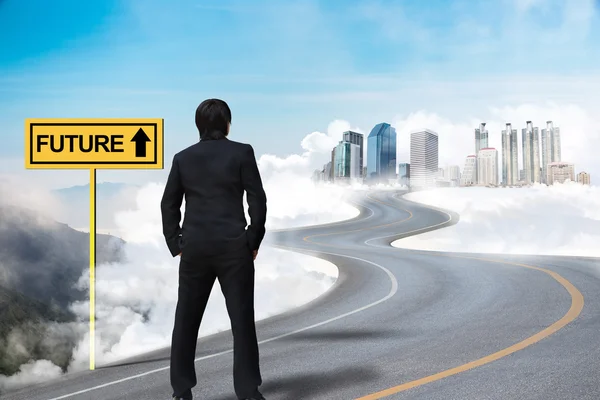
[474, 122, 489, 183]
[541, 121, 561, 184]
[366, 123, 397, 182]
[343, 131, 364, 176]
[334, 141, 361, 179]
[501, 123, 519, 186]
[398, 163, 410, 186]
[521, 121, 541, 184]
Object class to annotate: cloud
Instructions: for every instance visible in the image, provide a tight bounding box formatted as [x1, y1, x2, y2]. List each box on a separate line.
[393, 183, 600, 256]
[353, 0, 598, 74]
[257, 119, 364, 183]
[0, 175, 65, 221]
[0, 360, 63, 391]
[513, 0, 548, 13]
[510, 0, 597, 41]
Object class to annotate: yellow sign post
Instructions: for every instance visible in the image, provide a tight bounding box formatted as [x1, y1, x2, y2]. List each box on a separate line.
[25, 118, 164, 370]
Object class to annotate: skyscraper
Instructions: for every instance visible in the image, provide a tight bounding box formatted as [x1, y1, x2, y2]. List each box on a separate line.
[312, 169, 322, 183]
[474, 122, 488, 183]
[461, 155, 477, 186]
[343, 131, 364, 176]
[398, 163, 410, 186]
[521, 121, 541, 184]
[366, 123, 397, 182]
[477, 148, 499, 186]
[329, 148, 335, 181]
[409, 129, 439, 188]
[475, 122, 489, 154]
[501, 123, 519, 186]
[323, 161, 332, 182]
[541, 121, 562, 184]
[333, 140, 361, 180]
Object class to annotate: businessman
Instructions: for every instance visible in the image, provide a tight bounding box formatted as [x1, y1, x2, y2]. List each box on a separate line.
[161, 99, 267, 400]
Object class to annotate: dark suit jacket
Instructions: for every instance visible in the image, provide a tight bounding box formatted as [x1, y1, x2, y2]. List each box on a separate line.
[160, 138, 267, 259]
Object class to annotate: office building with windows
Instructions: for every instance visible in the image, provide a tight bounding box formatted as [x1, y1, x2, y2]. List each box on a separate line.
[366, 123, 397, 182]
[333, 141, 361, 181]
[461, 155, 477, 186]
[477, 148, 499, 186]
[501, 123, 519, 186]
[474, 122, 489, 183]
[409, 129, 439, 188]
[444, 165, 461, 186]
[541, 121, 561, 184]
[547, 162, 574, 184]
[445, 165, 461, 181]
[398, 163, 410, 186]
[521, 121, 541, 184]
[323, 161, 333, 182]
[343, 131, 364, 177]
[577, 171, 590, 185]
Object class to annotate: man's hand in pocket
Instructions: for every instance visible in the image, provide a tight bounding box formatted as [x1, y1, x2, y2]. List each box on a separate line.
[252, 250, 258, 260]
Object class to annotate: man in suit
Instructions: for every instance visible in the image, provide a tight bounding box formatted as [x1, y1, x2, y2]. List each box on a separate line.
[161, 98, 267, 400]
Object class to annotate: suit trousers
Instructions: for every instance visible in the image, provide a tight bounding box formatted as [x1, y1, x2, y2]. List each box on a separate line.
[170, 245, 262, 399]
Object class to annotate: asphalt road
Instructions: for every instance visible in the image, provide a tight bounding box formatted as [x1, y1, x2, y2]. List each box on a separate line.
[4, 190, 600, 400]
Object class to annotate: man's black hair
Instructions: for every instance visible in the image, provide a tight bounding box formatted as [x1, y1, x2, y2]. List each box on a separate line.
[195, 99, 231, 140]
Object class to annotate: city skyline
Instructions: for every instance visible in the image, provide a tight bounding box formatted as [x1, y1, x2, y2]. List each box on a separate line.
[314, 117, 589, 188]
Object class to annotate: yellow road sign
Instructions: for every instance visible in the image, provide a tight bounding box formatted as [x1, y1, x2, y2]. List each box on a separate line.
[24, 117, 164, 371]
[25, 118, 163, 169]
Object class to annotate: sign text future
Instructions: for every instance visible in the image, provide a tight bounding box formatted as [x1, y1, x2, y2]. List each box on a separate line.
[25, 119, 163, 169]
[36, 134, 126, 153]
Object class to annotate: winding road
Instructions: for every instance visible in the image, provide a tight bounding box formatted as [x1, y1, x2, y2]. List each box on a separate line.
[4, 190, 600, 399]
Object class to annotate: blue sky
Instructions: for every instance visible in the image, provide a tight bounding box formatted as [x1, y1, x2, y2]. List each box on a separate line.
[1, 0, 599, 188]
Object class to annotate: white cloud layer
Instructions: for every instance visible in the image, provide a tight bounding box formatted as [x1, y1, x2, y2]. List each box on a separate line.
[393, 183, 600, 256]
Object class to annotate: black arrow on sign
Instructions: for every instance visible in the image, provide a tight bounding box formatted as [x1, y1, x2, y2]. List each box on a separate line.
[131, 128, 151, 157]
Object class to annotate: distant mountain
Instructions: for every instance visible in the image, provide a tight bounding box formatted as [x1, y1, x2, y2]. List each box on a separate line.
[0, 204, 125, 377]
[52, 182, 139, 200]
[51, 182, 140, 232]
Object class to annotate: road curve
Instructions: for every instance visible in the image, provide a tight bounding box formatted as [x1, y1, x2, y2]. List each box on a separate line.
[3, 190, 600, 400]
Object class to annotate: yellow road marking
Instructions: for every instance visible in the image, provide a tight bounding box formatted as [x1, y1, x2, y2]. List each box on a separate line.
[302, 191, 584, 399]
[355, 254, 584, 399]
